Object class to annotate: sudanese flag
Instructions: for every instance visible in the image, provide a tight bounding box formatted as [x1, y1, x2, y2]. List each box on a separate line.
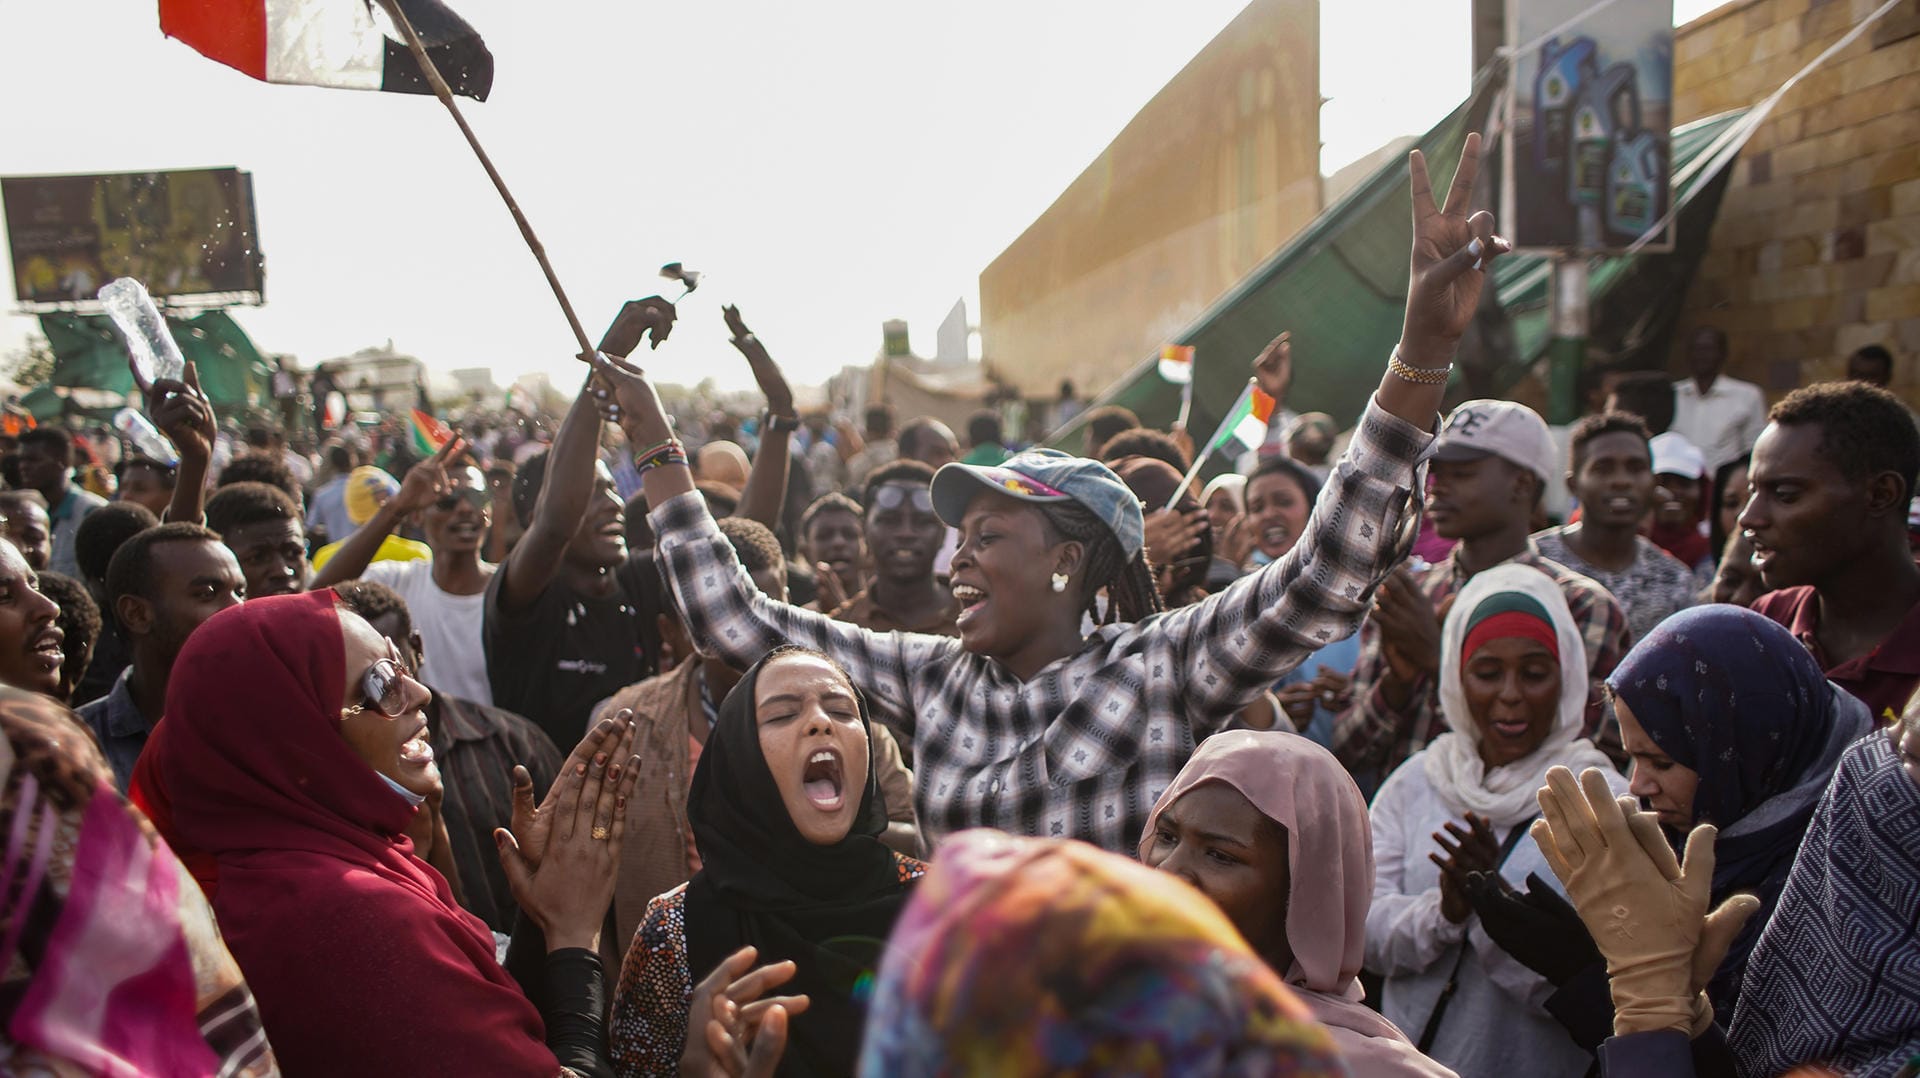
[158, 0, 493, 100]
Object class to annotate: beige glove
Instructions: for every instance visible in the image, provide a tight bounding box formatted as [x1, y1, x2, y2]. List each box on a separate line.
[1531, 766, 1760, 1037]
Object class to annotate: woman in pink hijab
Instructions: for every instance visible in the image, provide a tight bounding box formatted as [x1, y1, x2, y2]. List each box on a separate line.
[1140, 730, 1456, 1076]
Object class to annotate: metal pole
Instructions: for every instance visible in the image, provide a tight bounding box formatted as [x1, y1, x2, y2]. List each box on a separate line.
[1547, 254, 1588, 424]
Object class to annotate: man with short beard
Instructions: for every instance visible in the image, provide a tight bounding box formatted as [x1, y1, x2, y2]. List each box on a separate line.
[78, 524, 246, 789]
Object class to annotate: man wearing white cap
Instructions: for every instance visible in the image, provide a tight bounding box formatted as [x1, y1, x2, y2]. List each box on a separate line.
[1333, 399, 1632, 792]
[1646, 430, 1716, 588]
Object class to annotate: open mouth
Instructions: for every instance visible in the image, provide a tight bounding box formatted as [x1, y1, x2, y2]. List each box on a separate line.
[399, 722, 434, 766]
[801, 748, 845, 809]
[1261, 524, 1291, 548]
[951, 581, 988, 628]
[448, 521, 483, 540]
[1605, 496, 1638, 514]
[29, 627, 63, 670]
[1746, 535, 1773, 569]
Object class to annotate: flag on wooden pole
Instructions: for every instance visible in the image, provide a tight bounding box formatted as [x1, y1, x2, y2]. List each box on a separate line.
[159, 0, 494, 99]
[1164, 380, 1277, 509]
[1157, 345, 1194, 384]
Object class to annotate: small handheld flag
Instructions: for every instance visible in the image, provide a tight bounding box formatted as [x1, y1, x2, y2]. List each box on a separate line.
[409, 408, 453, 456]
[1165, 380, 1277, 510]
[1160, 344, 1197, 429]
[1157, 345, 1194, 385]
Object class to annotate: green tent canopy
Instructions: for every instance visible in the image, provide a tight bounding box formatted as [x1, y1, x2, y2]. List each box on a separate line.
[38, 309, 274, 411]
[1049, 81, 1744, 464]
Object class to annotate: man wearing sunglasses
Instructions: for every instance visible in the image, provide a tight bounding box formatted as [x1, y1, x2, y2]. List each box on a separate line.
[825, 461, 961, 638]
[312, 437, 500, 705]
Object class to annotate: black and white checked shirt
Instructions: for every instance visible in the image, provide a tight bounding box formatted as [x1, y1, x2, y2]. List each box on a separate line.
[652, 399, 1432, 853]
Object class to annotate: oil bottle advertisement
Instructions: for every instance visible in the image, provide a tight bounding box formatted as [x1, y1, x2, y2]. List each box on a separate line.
[1504, 0, 1675, 252]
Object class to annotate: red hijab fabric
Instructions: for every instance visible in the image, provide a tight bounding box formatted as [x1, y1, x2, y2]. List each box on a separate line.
[143, 590, 558, 1077]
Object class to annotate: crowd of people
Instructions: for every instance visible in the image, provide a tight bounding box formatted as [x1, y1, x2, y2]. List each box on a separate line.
[0, 134, 1915, 1077]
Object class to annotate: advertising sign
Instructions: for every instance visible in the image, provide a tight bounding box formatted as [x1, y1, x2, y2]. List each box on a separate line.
[2, 168, 264, 304]
[1504, 0, 1675, 251]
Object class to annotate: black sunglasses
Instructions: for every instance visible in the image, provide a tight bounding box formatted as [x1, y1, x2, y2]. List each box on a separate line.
[432, 488, 491, 513]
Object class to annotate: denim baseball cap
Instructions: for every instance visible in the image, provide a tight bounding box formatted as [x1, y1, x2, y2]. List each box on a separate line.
[931, 448, 1146, 559]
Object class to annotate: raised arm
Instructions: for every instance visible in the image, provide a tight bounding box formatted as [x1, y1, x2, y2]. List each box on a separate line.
[311, 436, 462, 590]
[147, 362, 216, 525]
[494, 383, 605, 614]
[1147, 135, 1507, 724]
[1375, 132, 1508, 427]
[592, 351, 949, 736]
[725, 305, 795, 530]
[495, 299, 678, 614]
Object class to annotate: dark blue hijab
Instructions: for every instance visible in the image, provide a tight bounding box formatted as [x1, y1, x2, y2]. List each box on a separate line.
[1608, 605, 1870, 1016]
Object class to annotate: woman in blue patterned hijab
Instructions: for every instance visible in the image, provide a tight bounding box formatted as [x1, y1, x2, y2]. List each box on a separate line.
[1607, 604, 1871, 1020]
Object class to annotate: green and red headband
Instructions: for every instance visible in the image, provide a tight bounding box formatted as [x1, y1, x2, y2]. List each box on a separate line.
[1461, 591, 1558, 670]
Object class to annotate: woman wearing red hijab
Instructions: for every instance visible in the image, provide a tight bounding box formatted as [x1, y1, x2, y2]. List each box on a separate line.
[139, 589, 636, 1077]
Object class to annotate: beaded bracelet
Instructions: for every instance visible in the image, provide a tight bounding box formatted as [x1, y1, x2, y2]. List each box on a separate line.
[1387, 347, 1453, 386]
[631, 437, 679, 461]
[634, 438, 689, 474]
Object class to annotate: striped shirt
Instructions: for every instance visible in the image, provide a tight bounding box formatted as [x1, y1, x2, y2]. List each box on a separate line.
[650, 398, 1431, 853]
[431, 695, 564, 932]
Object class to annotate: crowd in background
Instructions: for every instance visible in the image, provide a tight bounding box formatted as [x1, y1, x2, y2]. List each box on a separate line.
[0, 138, 1915, 1077]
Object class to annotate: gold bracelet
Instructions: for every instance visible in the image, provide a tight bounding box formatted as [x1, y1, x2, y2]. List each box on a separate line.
[1388, 348, 1452, 386]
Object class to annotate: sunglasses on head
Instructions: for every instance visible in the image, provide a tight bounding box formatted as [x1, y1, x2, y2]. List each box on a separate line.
[343, 641, 420, 718]
[432, 488, 491, 513]
[871, 484, 934, 514]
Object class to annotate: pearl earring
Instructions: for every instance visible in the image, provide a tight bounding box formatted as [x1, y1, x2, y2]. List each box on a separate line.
[1051, 572, 1069, 593]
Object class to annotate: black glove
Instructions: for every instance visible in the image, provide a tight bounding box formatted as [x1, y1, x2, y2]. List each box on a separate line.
[1463, 870, 1603, 987]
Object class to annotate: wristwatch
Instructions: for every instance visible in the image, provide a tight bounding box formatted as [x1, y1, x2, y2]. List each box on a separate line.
[762, 411, 801, 433]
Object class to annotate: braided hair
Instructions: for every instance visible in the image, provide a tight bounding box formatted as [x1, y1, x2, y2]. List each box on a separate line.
[1037, 500, 1163, 626]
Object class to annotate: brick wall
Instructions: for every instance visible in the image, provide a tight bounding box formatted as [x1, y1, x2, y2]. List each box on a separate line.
[1670, 0, 1920, 396]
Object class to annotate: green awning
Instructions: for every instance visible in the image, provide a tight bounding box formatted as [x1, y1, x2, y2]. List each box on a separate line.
[1049, 80, 1744, 459]
[38, 309, 275, 410]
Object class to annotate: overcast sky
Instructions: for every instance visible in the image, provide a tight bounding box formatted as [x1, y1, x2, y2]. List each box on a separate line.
[1, 0, 1725, 394]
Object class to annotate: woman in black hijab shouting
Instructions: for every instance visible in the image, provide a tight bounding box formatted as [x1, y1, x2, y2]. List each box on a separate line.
[610, 646, 925, 1076]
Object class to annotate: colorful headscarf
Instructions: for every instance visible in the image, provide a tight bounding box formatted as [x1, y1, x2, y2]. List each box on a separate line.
[1458, 591, 1558, 673]
[1141, 731, 1456, 1077]
[1607, 605, 1871, 1017]
[1429, 563, 1614, 828]
[0, 686, 277, 1077]
[857, 829, 1346, 1077]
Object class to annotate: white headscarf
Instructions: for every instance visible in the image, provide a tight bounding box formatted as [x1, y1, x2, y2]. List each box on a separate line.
[1425, 563, 1614, 828]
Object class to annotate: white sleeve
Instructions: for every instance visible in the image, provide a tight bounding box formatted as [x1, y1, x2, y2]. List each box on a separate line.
[1364, 767, 1468, 975]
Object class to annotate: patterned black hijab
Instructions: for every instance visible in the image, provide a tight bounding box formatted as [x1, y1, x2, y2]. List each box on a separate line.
[683, 648, 912, 1076]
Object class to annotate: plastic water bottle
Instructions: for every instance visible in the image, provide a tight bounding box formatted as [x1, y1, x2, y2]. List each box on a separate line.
[98, 278, 186, 388]
[113, 408, 179, 466]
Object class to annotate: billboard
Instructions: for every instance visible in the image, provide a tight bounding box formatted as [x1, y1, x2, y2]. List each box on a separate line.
[2, 168, 264, 304]
[1504, 0, 1674, 251]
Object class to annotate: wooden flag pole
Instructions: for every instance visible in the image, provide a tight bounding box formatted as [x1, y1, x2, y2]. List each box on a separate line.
[374, 0, 597, 362]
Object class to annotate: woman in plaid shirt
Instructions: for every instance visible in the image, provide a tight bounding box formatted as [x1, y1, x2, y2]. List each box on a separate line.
[595, 136, 1509, 855]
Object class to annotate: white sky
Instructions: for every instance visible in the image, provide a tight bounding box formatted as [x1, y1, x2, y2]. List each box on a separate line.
[1, 0, 1727, 395]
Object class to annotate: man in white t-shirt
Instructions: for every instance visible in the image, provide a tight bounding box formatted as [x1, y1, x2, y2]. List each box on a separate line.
[310, 440, 497, 704]
[1671, 326, 1768, 473]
